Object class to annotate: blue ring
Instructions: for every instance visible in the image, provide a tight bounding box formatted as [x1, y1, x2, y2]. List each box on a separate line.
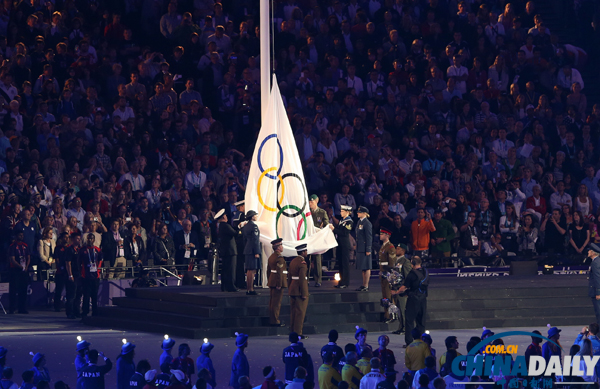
[257, 134, 283, 180]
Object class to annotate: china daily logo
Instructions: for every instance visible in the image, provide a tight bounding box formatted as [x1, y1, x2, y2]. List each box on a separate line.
[451, 331, 600, 379]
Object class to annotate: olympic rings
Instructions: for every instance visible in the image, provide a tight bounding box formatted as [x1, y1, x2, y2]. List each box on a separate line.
[257, 134, 283, 180]
[257, 167, 285, 212]
[276, 173, 307, 218]
[297, 218, 304, 240]
[276, 205, 307, 240]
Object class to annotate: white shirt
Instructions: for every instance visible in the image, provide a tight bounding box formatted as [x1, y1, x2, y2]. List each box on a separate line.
[485, 22, 505, 43]
[446, 65, 468, 95]
[185, 170, 207, 191]
[112, 106, 135, 122]
[346, 75, 364, 95]
[492, 138, 514, 159]
[399, 158, 417, 175]
[145, 189, 163, 209]
[550, 191, 573, 210]
[66, 207, 86, 230]
[359, 370, 385, 389]
[119, 172, 146, 191]
[389, 202, 407, 218]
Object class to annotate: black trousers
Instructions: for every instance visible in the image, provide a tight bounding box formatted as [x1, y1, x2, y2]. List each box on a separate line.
[81, 278, 99, 317]
[338, 243, 350, 287]
[592, 297, 600, 325]
[221, 255, 237, 291]
[8, 268, 28, 313]
[235, 253, 246, 289]
[405, 294, 427, 345]
[54, 273, 67, 311]
[65, 277, 78, 317]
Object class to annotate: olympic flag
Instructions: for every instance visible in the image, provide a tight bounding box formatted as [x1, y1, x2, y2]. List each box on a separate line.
[245, 76, 338, 266]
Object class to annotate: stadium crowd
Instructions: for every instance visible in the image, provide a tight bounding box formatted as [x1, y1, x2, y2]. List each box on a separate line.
[1, 0, 600, 309]
[0, 324, 599, 389]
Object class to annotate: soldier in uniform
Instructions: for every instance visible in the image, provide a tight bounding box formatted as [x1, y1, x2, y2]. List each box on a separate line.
[355, 206, 373, 291]
[242, 210, 261, 295]
[378, 228, 396, 323]
[392, 244, 412, 335]
[329, 205, 353, 289]
[232, 200, 247, 290]
[289, 243, 310, 339]
[392, 256, 429, 347]
[216, 209, 239, 292]
[308, 194, 329, 287]
[267, 238, 287, 326]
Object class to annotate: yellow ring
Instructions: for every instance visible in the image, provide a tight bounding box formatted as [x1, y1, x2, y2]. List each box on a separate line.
[257, 167, 285, 212]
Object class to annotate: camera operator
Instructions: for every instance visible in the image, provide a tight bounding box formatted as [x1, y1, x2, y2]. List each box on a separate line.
[158, 197, 176, 226]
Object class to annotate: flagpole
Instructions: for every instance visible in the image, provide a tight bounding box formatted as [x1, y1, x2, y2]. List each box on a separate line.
[260, 0, 270, 118]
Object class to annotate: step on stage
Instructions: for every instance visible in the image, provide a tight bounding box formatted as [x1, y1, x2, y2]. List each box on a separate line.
[85, 273, 594, 339]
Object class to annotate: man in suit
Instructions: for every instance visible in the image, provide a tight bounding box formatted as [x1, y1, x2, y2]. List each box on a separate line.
[216, 208, 239, 292]
[355, 206, 373, 292]
[242, 210, 261, 295]
[173, 219, 201, 265]
[308, 194, 328, 287]
[490, 189, 509, 228]
[267, 238, 287, 326]
[101, 220, 126, 278]
[288, 243, 309, 338]
[588, 243, 600, 325]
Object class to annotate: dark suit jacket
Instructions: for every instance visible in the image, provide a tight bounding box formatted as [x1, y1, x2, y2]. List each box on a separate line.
[124, 235, 146, 264]
[242, 220, 261, 255]
[101, 231, 120, 266]
[589, 256, 600, 298]
[355, 217, 373, 253]
[173, 230, 201, 264]
[218, 222, 238, 256]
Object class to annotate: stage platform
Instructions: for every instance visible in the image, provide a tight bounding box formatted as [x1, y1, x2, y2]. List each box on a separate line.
[84, 274, 594, 339]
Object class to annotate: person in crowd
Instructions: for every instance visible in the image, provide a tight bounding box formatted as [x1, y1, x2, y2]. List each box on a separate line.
[77, 350, 112, 389]
[196, 341, 216, 389]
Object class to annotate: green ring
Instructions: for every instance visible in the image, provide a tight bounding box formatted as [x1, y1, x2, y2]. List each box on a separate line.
[275, 205, 307, 240]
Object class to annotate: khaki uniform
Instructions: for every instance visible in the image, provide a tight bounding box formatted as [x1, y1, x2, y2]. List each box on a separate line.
[288, 255, 309, 335]
[394, 255, 413, 332]
[267, 252, 288, 325]
[309, 207, 328, 283]
[379, 240, 396, 320]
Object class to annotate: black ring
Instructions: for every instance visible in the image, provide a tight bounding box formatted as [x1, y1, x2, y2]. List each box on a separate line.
[276, 173, 307, 218]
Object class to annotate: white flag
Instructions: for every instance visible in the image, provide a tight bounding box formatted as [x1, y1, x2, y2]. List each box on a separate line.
[245, 76, 338, 259]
